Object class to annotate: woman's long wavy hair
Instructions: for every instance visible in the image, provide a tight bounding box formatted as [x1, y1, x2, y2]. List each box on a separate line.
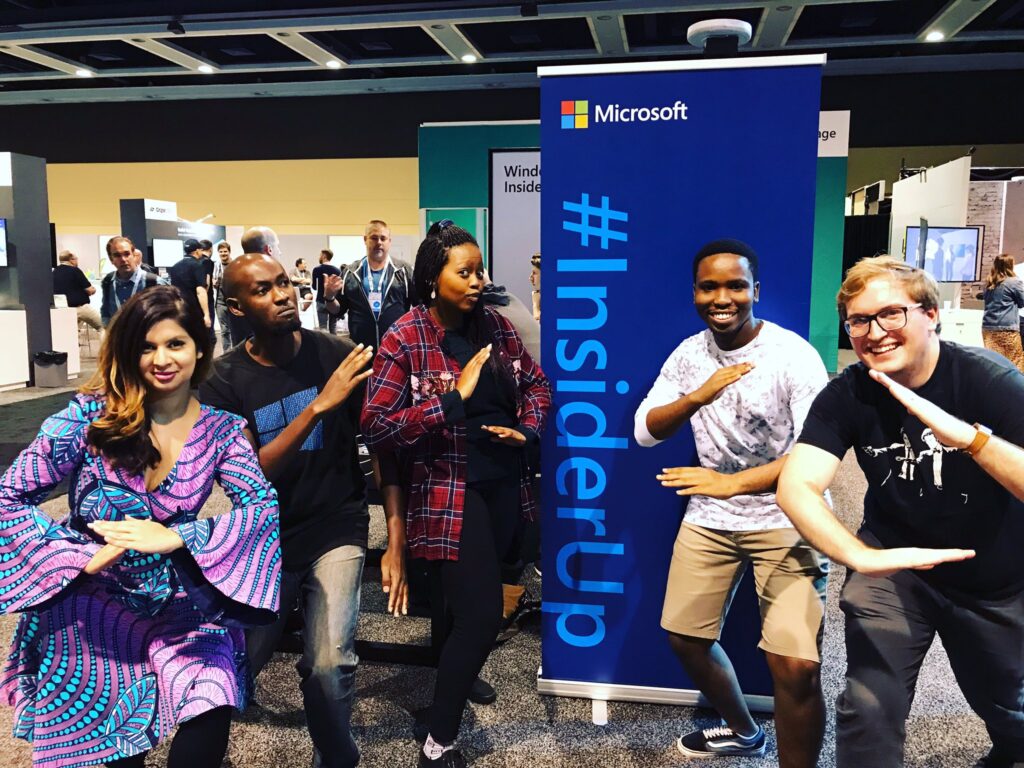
[81, 285, 212, 475]
[413, 221, 517, 401]
[986, 253, 1017, 292]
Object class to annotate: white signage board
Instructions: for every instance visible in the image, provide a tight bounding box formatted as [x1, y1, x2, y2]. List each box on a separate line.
[490, 149, 540, 310]
[818, 110, 850, 158]
[144, 198, 178, 221]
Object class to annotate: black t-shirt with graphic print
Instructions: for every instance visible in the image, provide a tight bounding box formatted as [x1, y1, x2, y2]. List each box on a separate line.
[199, 329, 368, 571]
[799, 341, 1024, 597]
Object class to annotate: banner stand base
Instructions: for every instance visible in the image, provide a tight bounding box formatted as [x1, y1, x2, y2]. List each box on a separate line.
[537, 672, 774, 714]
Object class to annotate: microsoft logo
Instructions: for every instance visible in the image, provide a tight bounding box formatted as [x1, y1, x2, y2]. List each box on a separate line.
[561, 100, 588, 130]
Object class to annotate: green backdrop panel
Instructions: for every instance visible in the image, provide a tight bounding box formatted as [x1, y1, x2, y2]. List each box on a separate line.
[810, 156, 848, 373]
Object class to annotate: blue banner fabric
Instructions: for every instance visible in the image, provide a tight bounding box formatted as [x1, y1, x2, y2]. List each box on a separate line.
[539, 60, 823, 697]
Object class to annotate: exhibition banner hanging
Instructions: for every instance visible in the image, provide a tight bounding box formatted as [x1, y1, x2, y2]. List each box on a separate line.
[538, 55, 825, 705]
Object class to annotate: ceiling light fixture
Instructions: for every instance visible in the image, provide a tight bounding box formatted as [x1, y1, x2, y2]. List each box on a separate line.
[325, 59, 342, 69]
[74, 68, 93, 78]
[461, 53, 478, 63]
[925, 30, 945, 42]
[198, 64, 215, 74]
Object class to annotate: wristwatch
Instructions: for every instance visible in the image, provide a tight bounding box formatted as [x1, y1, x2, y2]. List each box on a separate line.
[964, 423, 992, 457]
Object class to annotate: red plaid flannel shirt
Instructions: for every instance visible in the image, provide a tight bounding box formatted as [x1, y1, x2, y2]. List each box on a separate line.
[361, 305, 551, 561]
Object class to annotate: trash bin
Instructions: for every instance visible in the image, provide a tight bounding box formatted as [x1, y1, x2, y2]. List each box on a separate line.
[33, 350, 69, 388]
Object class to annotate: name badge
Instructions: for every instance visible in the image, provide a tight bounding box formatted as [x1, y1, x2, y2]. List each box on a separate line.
[368, 290, 383, 314]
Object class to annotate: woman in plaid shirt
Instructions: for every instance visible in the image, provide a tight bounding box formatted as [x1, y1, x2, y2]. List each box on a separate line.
[362, 221, 551, 768]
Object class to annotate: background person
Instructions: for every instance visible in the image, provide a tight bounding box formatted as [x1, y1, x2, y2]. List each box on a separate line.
[212, 240, 234, 350]
[978, 253, 1024, 372]
[312, 249, 341, 334]
[53, 249, 102, 333]
[324, 220, 416, 350]
[0, 285, 281, 768]
[777, 256, 1024, 768]
[529, 252, 541, 322]
[100, 235, 160, 326]
[362, 221, 550, 768]
[168, 238, 212, 331]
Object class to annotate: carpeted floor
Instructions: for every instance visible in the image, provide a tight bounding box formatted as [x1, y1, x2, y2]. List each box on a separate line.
[0, 408, 993, 767]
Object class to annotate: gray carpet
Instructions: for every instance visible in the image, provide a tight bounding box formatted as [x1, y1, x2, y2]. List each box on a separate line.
[0, 453, 992, 767]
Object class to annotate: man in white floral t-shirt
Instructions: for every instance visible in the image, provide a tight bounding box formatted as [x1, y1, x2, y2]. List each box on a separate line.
[634, 239, 829, 768]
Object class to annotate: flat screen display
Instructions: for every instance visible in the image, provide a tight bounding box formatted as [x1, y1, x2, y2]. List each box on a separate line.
[905, 225, 982, 283]
[152, 238, 183, 268]
[0, 218, 7, 267]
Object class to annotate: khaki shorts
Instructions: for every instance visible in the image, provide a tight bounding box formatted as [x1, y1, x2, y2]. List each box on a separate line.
[661, 521, 829, 662]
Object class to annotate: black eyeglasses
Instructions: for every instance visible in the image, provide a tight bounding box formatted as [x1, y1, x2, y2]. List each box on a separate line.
[844, 304, 923, 338]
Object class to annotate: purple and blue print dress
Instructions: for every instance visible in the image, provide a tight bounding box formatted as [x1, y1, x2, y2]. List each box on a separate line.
[0, 394, 281, 768]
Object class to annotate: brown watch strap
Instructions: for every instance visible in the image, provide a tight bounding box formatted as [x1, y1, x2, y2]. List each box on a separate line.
[964, 424, 991, 457]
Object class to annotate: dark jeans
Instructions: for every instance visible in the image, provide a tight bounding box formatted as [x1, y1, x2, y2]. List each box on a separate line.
[316, 301, 338, 334]
[247, 545, 366, 768]
[105, 705, 232, 768]
[837, 544, 1024, 768]
[426, 476, 520, 744]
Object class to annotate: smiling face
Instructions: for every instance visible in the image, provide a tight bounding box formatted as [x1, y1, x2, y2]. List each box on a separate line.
[693, 252, 759, 342]
[434, 243, 484, 316]
[845, 276, 939, 385]
[217, 244, 231, 265]
[139, 319, 199, 397]
[228, 256, 300, 334]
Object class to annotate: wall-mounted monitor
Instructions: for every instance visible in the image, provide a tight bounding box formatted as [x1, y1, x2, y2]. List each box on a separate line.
[152, 238, 183, 268]
[904, 225, 983, 283]
[0, 218, 7, 267]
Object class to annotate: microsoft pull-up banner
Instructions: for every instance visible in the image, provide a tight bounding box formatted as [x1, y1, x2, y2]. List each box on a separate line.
[538, 56, 825, 706]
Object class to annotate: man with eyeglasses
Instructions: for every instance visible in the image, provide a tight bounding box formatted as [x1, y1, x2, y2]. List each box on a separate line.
[323, 219, 416, 350]
[778, 255, 1024, 768]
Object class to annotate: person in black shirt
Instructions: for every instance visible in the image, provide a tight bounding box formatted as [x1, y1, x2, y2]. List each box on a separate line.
[53, 250, 102, 332]
[168, 238, 212, 331]
[311, 249, 342, 334]
[777, 256, 1024, 768]
[199, 240, 406, 768]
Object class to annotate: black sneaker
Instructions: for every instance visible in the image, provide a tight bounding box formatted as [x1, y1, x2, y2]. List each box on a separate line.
[676, 724, 766, 758]
[467, 677, 496, 705]
[418, 748, 467, 767]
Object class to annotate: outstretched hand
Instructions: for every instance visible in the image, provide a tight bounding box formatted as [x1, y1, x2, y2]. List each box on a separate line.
[868, 369, 975, 449]
[312, 344, 375, 415]
[851, 545, 976, 578]
[482, 425, 526, 446]
[691, 363, 754, 407]
[657, 467, 737, 499]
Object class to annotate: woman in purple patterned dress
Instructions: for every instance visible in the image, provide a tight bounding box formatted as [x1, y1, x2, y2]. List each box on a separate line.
[0, 286, 281, 768]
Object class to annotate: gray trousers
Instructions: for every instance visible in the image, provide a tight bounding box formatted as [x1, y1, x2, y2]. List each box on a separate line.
[837, 536, 1024, 768]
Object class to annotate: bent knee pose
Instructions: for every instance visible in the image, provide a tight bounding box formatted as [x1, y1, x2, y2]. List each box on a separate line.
[200, 231, 404, 768]
[362, 221, 551, 768]
[0, 286, 281, 768]
[778, 256, 1024, 768]
[635, 239, 829, 768]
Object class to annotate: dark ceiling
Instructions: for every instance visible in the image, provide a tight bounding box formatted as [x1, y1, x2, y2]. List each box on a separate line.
[0, 0, 1020, 104]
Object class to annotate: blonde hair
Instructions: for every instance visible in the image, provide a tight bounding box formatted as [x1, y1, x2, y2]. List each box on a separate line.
[837, 255, 940, 319]
[986, 254, 1017, 291]
[365, 219, 389, 235]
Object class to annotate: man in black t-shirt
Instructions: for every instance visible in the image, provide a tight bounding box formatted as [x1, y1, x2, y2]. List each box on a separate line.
[311, 249, 342, 334]
[199, 240, 407, 768]
[53, 250, 102, 332]
[167, 238, 211, 330]
[777, 256, 1024, 768]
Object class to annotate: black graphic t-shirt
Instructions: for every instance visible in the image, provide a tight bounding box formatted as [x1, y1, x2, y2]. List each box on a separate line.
[799, 341, 1024, 597]
[199, 329, 368, 570]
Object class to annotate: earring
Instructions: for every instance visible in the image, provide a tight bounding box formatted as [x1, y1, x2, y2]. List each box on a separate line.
[430, 287, 436, 300]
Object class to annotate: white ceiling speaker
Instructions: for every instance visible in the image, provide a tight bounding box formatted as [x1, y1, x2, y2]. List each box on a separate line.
[686, 19, 753, 49]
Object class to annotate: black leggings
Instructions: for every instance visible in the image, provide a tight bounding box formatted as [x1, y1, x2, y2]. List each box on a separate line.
[427, 476, 520, 744]
[105, 705, 233, 768]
